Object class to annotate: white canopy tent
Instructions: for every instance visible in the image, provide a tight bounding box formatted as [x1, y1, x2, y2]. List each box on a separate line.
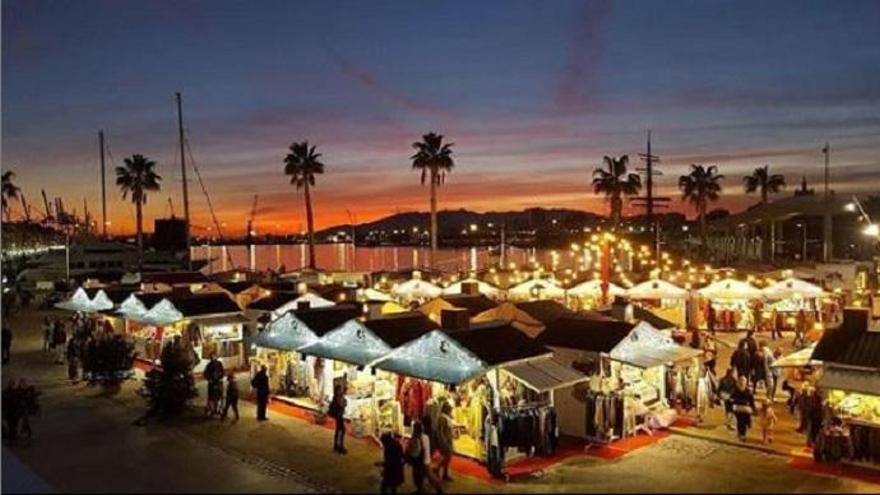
[55, 287, 114, 313]
[272, 292, 335, 317]
[391, 275, 443, 301]
[772, 344, 820, 368]
[508, 278, 566, 300]
[356, 287, 393, 302]
[626, 279, 689, 300]
[762, 277, 825, 300]
[117, 293, 149, 317]
[568, 280, 625, 298]
[609, 321, 702, 369]
[697, 278, 762, 301]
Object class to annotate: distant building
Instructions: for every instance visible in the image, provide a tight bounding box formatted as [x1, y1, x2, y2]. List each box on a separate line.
[153, 216, 187, 252]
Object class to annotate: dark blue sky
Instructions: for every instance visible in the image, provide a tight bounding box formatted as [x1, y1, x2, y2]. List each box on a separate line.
[4, 0, 880, 233]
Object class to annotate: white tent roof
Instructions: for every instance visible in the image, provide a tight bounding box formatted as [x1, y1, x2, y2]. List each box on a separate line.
[272, 292, 335, 317]
[442, 279, 501, 298]
[357, 288, 393, 302]
[609, 321, 702, 368]
[568, 279, 625, 298]
[90, 290, 114, 311]
[117, 293, 149, 317]
[370, 330, 487, 385]
[141, 299, 185, 326]
[55, 288, 94, 312]
[391, 278, 443, 300]
[762, 277, 825, 300]
[627, 279, 689, 300]
[697, 279, 762, 301]
[508, 278, 566, 299]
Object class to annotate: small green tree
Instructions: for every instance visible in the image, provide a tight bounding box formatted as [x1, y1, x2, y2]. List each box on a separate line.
[141, 340, 197, 417]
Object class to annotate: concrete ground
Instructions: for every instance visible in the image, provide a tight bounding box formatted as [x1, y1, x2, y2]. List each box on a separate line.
[2, 307, 878, 493]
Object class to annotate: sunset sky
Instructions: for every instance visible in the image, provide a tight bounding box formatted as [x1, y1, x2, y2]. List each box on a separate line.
[3, 0, 880, 236]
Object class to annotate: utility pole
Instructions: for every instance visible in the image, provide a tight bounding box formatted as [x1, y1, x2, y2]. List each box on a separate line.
[99, 130, 108, 238]
[822, 142, 832, 261]
[634, 130, 669, 252]
[176, 92, 192, 270]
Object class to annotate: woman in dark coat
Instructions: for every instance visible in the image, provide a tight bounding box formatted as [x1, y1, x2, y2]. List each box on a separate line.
[379, 432, 405, 494]
[731, 376, 756, 441]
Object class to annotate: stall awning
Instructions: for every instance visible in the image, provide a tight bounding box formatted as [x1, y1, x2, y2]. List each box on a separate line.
[818, 368, 880, 396]
[504, 358, 588, 392]
[298, 320, 392, 366]
[609, 321, 702, 368]
[370, 330, 487, 385]
[773, 344, 820, 368]
[250, 312, 318, 351]
[194, 314, 250, 327]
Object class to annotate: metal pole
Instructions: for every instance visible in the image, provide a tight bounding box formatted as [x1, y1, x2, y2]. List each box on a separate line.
[99, 131, 107, 238]
[65, 233, 70, 285]
[176, 93, 192, 270]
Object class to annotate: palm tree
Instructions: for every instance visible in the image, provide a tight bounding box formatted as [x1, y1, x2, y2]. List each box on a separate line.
[2, 171, 21, 222]
[743, 165, 785, 204]
[591, 155, 641, 230]
[678, 164, 724, 251]
[284, 141, 325, 270]
[115, 155, 162, 267]
[411, 132, 455, 269]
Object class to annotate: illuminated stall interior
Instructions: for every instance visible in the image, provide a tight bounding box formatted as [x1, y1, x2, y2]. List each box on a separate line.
[762, 277, 828, 336]
[697, 278, 762, 331]
[625, 279, 689, 329]
[567, 279, 626, 310]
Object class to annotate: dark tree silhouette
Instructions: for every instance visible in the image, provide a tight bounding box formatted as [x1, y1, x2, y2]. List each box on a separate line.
[743, 165, 785, 204]
[678, 164, 724, 251]
[411, 132, 455, 269]
[284, 142, 325, 270]
[592, 155, 641, 230]
[2, 171, 21, 221]
[115, 155, 161, 267]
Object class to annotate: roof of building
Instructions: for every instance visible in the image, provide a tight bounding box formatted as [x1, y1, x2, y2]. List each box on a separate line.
[812, 308, 880, 370]
[292, 304, 361, 336]
[515, 300, 577, 324]
[447, 322, 552, 366]
[140, 271, 210, 285]
[439, 294, 499, 316]
[536, 316, 635, 353]
[709, 194, 854, 230]
[599, 305, 677, 330]
[246, 291, 300, 311]
[258, 281, 300, 292]
[218, 281, 259, 294]
[84, 286, 140, 304]
[166, 292, 242, 317]
[364, 312, 440, 347]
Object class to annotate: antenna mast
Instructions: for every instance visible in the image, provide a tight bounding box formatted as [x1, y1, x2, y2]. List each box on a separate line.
[176, 92, 192, 270]
[99, 130, 108, 237]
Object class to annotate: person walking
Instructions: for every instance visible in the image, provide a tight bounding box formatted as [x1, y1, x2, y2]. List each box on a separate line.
[760, 399, 778, 444]
[251, 365, 270, 421]
[66, 337, 80, 383]
[706, 304, 717, 336]
[406, 421, 442, 494]
[2, 379, 22, 441]
[702, 335, 717, 376]
[329, 385, 348, 454]
[42, 317, 52, 353]
[379, 432, 405, 494]
[730, 341, 752, 382]
[221, 373, 239, 421]
[2, 325, 12, 365]
[53, 322, 67, 364]
[204, 354, 225, 418]
[770, 310, 783, 340]
[717, 368, 737, 429]
[751, 346, 769, 395]
[731, 376, 756, 441]
[434, 402, 454, 482]
[794, 309, 807, 348]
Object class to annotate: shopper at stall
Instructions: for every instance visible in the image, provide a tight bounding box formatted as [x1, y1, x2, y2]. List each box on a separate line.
[717, 368, 737, 428]
[434, 402, 454, 482]
[406, 421, 442, 494]
[221, 373, 239, 422]
[706, 305, 717, 335]
[379, 432, 405, 494]
[251, 365, 270, 421]
[731, 376, 756, 441]
[329, 385, 348, 454]
[204, 354, 225, 418]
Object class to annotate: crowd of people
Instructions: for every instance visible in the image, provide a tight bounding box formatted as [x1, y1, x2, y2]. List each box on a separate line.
[41, 314, 136, 384]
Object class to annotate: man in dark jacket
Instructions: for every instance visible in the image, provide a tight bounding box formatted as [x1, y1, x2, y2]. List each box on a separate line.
[730, 341, 752, 382]
[221, 373, 239, 421]
[329, 385, 348, 454]
[251, 365, 270, 421]
[717, 368, 738, 429]
[204, 354, 225, 417]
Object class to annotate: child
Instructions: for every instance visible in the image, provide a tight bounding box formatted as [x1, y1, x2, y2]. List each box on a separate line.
[760, 399, 778, 444]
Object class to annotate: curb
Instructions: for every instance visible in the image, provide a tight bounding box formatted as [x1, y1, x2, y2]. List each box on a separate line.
[668, 426, 794, 458]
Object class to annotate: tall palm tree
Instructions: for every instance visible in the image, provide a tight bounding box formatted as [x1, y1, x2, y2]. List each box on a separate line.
[284, 141, 325, 270]
[591, 155, 641, 230]
[678, 164, 724, 251]
[1, 171, 21, 222]
[115, 155, 162, 267]
[743, 165, 785, 204]
[411, 132, 455, 269]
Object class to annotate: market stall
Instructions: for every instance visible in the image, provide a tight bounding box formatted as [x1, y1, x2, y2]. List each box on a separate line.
[271, 292, 335, 317]
[696, 278, 762, 331]
[626, 279, 689, 328]
[812, 308, 880, 467]
[472, 302, 545, 338]
[762, 277, 828, 332]
[250, 305, 361, 410]
[55, 287, 115, 313]
[442, 278, 502, 299]
[567, 279, 625, 310]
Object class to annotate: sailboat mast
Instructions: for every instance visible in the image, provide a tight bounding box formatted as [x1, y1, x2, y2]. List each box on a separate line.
[176, 92, 192, 270]
[99, 130, 107, 237]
